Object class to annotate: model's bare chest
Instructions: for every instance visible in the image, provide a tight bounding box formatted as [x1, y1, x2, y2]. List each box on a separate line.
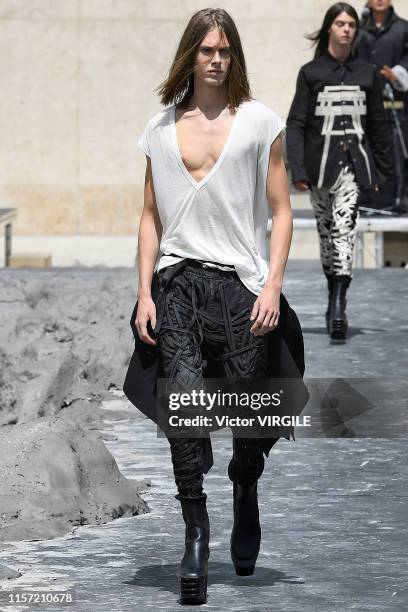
[174, 109, 237, 182]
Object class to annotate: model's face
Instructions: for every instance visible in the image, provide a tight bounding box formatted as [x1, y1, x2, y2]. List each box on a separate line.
[368, 0, 392, 11]
[194, 27, 231, 87]
[328, 11, 357, 48]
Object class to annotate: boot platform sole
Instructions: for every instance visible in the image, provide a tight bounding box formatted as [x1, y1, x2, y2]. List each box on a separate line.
[179, 575, 207, 605]
[231, 543, 260, 576]
[330, 319, 348, 343]
[233, 563, 256, 576]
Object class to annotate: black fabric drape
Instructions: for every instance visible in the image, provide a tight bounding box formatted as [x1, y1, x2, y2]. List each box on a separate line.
[123, 260, 309, 474]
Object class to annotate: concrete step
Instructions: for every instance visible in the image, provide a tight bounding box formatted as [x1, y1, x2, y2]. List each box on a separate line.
[8, 252, 52, 268]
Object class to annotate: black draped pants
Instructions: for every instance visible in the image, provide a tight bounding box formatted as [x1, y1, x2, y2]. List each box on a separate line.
[156, 260, 279, 501]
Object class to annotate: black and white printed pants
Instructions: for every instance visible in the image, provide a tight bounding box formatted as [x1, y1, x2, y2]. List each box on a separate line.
[156, 261, 278, 500]
[310, 166, 360, 278]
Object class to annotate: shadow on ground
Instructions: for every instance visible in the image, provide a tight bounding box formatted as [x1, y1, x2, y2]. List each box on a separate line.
[127, 562, 304, 596]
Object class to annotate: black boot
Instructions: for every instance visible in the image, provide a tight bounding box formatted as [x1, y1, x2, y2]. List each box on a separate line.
[177, 495, 210, 605]
[329, 276, 351, 343]
[325, 273, 334, 334]
[230, 481, 261, 575]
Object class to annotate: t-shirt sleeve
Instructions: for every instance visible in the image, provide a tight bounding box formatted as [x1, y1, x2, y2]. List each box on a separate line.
[254, 107, 286, 219]
[137, 119, 152, 157]
[256, 107, 286, 182]
[261, 109, 286, 158]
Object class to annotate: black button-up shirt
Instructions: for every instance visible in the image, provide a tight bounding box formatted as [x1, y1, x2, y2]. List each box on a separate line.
[356, 6, 408, 105]
[286, 51, 393, 189]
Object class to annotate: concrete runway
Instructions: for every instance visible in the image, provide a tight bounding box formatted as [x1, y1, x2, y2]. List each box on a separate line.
[0, 263, 407, 611]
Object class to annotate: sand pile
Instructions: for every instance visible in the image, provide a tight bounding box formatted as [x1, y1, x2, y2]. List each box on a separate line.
[0, 268, 146, 544]
[0, 564, 21, 580]
[0, 416, 148, 542]
[0, 269, 136, 427]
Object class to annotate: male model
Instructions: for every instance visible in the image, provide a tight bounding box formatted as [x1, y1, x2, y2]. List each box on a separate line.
[357, 0, 408, 212]
[124, 8, 306, 606]
[286, 2, 392, 343]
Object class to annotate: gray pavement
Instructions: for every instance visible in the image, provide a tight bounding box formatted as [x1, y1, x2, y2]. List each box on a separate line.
[0, 263, 407, 611]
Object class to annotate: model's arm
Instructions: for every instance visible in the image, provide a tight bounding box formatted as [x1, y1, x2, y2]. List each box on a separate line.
[250, 136, 293, 336]
[380, 25, 408, 92]
[135, 156, 163, 346]
[365, 70, 393, 185]
[286, 69, 312, 191]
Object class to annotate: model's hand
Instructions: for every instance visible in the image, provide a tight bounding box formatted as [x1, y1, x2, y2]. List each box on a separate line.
[380, 65, 398, 83]
[293, 180, 310, 192]
[135, 296, 157, 346]
[249, 284, 281, 336]
[374, 184, 380, 192]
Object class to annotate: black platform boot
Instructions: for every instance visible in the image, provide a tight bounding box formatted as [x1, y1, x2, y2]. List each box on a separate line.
[177, 495, 210, 605]
[329, 275, 351, 343]
[228, 441, 264, 576]
[325, 273, 334, 334]
[230, 481, 261, 576]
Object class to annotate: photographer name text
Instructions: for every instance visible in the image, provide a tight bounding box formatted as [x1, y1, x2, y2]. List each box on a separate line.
[168, 415, 310, 427]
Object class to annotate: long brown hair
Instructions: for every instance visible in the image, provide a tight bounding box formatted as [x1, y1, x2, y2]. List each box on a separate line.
[306, 2, 360, 59]
[156, 8, 251, 110]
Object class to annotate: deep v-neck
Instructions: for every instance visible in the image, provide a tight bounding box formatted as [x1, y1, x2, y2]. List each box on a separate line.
[172, 103, 243, 191]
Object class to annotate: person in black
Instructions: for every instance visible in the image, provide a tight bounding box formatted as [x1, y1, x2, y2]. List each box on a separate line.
[123, 8, 307, 606]
[286, 2, 392, 343]
[356, 0, 408, 212]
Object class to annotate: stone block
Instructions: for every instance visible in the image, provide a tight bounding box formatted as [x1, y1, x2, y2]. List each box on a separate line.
[9, 252, 52, 267]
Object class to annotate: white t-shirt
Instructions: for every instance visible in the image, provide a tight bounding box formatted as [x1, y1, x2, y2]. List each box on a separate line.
[137, 99, 286, 295]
